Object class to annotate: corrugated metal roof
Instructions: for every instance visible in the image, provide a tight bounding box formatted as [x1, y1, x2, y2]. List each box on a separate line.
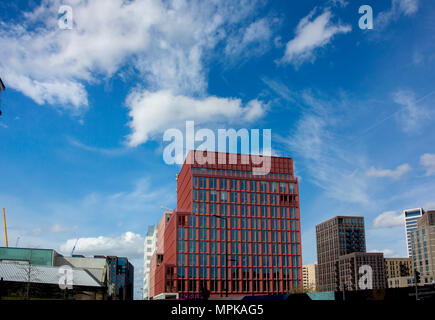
[0, 262, 103, 287]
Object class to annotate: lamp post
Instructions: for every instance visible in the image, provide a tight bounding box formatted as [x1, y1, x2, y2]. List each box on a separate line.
[212, 214, 229, 298]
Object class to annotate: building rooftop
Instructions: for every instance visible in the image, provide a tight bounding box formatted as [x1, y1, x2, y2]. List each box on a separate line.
[0, 262, 103, 287]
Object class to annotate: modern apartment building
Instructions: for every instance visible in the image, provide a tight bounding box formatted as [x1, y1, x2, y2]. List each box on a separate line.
[316, 216, 366, 292]
[302, 264, 317, 292]
[410, 210, 435, 285]
[150, 150, 302, 298]
[107, 256, 134, 300]
[385, 257, 413, 279]
[338, 252, 386, 291]
[143, 223, 158, 299]
[404, 208, 424, 257]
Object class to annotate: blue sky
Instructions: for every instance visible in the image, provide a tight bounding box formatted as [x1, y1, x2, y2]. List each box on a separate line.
[1, 0, 435, 298]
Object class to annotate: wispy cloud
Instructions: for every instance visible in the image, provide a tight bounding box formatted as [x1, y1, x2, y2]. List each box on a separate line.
[224, 17, 277, 59]
[372, 211, 405, 228]
[376, 0, 419, 30]
[67, 137, 130, 157]
[393, 90, 431, 133]
[420, 153, 435, 176]
[281, 91, 370, 204]
[280, 8, 351, 67]
[366, 163, 411, 180]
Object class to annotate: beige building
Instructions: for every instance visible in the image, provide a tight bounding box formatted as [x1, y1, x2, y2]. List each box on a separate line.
[302, 264, 317, 292]
[384, 257, 414, 288]
[338, 252, 386, 291]
[410, 210, 435, 285]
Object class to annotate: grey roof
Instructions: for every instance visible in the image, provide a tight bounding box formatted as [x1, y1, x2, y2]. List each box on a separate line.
[0, 262, 103, 287]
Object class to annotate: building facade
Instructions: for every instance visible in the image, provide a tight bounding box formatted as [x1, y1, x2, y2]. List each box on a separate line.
[404, 208, 424, 257]
[410, 210, 435, 285]
[143, 223, 158, 299]
[302, 264, 317, 292]
[338, 252, 386, 291]
[107, 256, 134, 300]
[316, 216, 366, 292]
[150, 151, 302, 298]
[385, 258, 413, 279]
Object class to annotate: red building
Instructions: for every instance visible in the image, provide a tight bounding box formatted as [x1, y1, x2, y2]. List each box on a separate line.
[151, 151, 302, 298]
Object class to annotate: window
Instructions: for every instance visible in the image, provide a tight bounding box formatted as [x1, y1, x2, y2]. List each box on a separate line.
[200, 177, 207, 188]
[210, 190, 217, 201]
[221, 191, 228, 202]
[260, 181, 267, 192]
[271, 182, 277, 192]
[250, 180, 257, 191]
[220, 178, 227, 189]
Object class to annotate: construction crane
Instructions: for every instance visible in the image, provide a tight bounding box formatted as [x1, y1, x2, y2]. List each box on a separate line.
[0, 77, 5, 117]
[3, 208, 8, 247]
[71, 238, 79, 256]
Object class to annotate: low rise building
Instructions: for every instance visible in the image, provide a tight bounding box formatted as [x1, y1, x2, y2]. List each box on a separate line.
[302, 264, 317, 292]
[384, 257, 413, 288]
[338, 252, 386, 291]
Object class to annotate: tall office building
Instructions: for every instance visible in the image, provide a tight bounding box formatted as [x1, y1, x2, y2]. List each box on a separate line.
[107, 256, 134, 300]
[410, 210, 435, 285]
[404, 208, 424, 257]
[150, 150, 302, 298]
[302, 264, 317, 292]
[316, 216, 366, 292]
[143, 223, 158, 299]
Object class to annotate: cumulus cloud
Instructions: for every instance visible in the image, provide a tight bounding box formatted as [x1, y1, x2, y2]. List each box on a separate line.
[369, 248, 399, 257]
[281, 8, 351, 67]
[376, 0, 419, 29]
[373, 211, 405, 228]
[366, 163, 411, 180]
[60, 232, 144, 259]
[125, 89, 266, 146]
[420, 153, 435, 176]
[0, 0, 268, 120]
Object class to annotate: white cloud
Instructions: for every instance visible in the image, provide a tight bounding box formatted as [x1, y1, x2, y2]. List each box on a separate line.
[376, 0, 419, 30]
[366, 163, 411, 180]
[425, 202, 435, 210]
[328, 0, 348, 7]
[49, 224, 70, 233]
[373, 211, 405, 228]
[0, 0, 267, 111]
[393, 90, 431, 133]
[282, 91, 370, 204]
[281, 8, 351, 67]
[224, 17, 274, 57]
[125, 89, 266, 146]
[60, 232, 144, 259]
[420, 153, 435, 176]
[369, 248, 399, 257]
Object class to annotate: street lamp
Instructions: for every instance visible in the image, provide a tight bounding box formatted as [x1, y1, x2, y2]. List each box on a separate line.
[212, 214, 229, 298]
